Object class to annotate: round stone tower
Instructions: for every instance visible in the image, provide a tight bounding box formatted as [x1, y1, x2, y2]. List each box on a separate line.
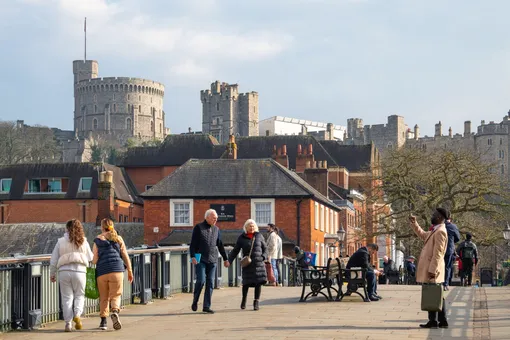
[73, 60, 165, 144]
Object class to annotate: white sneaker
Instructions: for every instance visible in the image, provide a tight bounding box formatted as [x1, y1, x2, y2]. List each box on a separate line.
[64, 322, 72, 332]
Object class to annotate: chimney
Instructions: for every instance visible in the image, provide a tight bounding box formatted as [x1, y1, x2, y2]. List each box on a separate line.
[301, 124, 308, 136]
[296, 144, 314, 173]
[226, 134, 237, 159]
[303, 165, 329, 198]
[272, 144, 289, 168]
[326, 123, 334, 140]
[464, 121, 471, 137]
[96, 170, 115, 226]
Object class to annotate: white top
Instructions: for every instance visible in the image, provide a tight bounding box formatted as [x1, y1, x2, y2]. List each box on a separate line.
[49, 233, 93, 276]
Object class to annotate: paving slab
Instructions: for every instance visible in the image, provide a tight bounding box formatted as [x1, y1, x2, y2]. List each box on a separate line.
[1, 285, 508, 340]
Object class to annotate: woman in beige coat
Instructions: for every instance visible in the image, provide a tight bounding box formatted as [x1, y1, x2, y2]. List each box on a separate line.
[409, 208, 448, 329]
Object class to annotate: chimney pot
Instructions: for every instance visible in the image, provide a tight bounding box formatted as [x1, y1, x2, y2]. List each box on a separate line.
[306, 161, 311, 168]
[277, 147, 282, 156]
[323, 160, 328, 168]
[297, 144, 302, 155]
[282, 145, 287, 155]
[308, 144, 313, 154]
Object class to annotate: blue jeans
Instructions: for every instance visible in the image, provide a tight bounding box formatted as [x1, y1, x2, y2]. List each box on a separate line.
[366, 271, 377, 296]
[193, 261, 217, 309]
[271, 259, 279, 284]
[444, 253, 454, 286]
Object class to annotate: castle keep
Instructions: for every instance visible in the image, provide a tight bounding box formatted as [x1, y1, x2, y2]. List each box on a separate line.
[73, 60, 166, 144]
[201, 81, 259, 144]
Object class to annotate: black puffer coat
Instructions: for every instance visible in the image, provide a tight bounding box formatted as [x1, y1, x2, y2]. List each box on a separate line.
[228, 232, 268, 286]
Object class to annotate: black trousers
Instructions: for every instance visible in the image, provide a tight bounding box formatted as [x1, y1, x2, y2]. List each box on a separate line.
[428, 298, 447, 323]
[242, 284, 262, 300]
[462, 258, 474, 285]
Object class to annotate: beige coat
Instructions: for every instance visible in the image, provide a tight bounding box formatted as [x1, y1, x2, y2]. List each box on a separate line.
[410, 222, 447, 284]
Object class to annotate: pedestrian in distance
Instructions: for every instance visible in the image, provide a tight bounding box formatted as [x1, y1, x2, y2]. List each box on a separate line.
[49, 219, 93, 332]
[409, 208, 449, 329]
[228, 219, 268, 310]
[444, 213, 461, 290]
[189, 209, 229, 314]
[457, 233, 478, 286]
[92, 218, 134, 331]
[266, 223, 283, 286]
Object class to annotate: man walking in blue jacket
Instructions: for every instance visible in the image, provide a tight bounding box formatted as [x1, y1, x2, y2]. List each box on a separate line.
[444, 212, 461, 290]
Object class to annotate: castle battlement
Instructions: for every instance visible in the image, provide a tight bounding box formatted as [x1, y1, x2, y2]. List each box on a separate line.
[477, 123, 509, 135]
[76, 77, 165, 92]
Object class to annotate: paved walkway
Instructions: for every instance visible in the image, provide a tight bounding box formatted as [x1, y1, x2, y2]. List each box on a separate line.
[1, 286, 509, 340]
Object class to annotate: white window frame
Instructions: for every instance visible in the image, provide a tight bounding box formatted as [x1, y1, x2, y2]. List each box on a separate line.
[329, 209, 334, 233]
[170, 199, 194, 227]
[27, 179, 41, 193]
[334, 212, 338, 230]
[314, 202, 319, 230]
[79, 177, 92, 192]
[325, 207, 329, 233]
[0, 178, 12, 193]
[320, 205, 324, 232]
[250, 198, 275, 227]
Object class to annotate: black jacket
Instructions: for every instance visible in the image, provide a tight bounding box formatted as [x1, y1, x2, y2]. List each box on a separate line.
[383, 259, 397, 274]
[189, 220, 228, 264]
[346, 247, 373, 273]
[445, 221, 461, 257]
[228, 232, 268, 286]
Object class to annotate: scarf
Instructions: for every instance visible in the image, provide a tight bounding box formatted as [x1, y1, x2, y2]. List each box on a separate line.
[246, 233, 254, 239]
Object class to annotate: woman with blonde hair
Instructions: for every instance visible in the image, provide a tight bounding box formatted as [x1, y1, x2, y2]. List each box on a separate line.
[50, 219, 93, 332]
[227, 219, 268, 310]
[92, 218, 133, 331]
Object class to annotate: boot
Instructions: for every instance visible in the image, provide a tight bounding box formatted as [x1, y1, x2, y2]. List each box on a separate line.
[240, 295, 247, 310]
[253, 299, 259, 311]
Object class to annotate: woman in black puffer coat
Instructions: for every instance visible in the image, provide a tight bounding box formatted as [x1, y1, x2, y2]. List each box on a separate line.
[228, 219, 268, 311]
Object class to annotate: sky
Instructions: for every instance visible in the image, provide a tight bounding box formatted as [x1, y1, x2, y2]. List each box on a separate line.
[2, 0, 510, 137]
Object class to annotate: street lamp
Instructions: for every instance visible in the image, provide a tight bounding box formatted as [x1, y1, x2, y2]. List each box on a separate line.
[337, 224, 346, 257]
[503, 223, 510, 244]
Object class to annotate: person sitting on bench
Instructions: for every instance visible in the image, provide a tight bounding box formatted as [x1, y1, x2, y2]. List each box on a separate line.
[346, 244, 382, 301]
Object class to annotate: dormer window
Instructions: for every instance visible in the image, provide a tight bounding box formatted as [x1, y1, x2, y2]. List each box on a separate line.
[0, 178, 11, 193]
[79, 177, 92, 192]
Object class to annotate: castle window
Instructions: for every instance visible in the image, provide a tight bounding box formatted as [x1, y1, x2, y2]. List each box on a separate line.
[120, 84, 123, 91]
[129, 85, 133, 92]
[139, 105, 141, 113]
[160, 123, 162, 133]
[128, 94, 130, 100]
[115, 84, 118, 91]
[113, 104, 116, 113]
[101, 85, 104, 91]
[93, 94, 97, 102]
[93, 118, 98, 130]
[126, 118, 132, 130]
[488, 138, 493, 145]
[499, 150, 505, 159]
[151, 120, 154, 132]
[216, 103, 220, 111]
[94, 105, 97, 113]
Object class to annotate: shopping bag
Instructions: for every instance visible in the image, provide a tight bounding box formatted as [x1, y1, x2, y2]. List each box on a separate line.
[85, 267, 99, 300]
[265, 262, 275, 283]
[421, 283, 443, 312]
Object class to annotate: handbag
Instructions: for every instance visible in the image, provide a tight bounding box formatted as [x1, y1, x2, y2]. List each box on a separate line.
[240, 237, 255, 268]
[85, 267, 99, 300]
[265, 262, 276, 282]
[421, 283, 443, 312]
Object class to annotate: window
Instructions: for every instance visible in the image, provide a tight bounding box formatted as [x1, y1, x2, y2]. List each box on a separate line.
[113, 104, 116, 113]
[93, 118, 98, 130]
[170, 199, 193, 226]
[119, 214, 124, 222]
[150, 120, 154, 132]
[28, 179, 41, 193]
[500, 150, 505, 159]
[160, 123, 162, 133]
[320, 205, 324, 232]
[329, 209, 334, 232]
[0, 178, 12, 193]
[94, 94, 97, 102]
[325, 207, 329, 233]
[216, 103, 220, 111]
[126, 118, 132, 130]
[145, 185, 153, 191]
[139, 105, 141, 113]
[48, 179, 62, 192]
[488, 138, 493, 146]
[251, 198, 275, 226]
[211, 130, 221, 142]
[79, 177, 92, 191]
[314, 202, 319, 230]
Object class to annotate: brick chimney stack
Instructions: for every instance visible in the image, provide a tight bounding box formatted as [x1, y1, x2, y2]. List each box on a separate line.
[272, 144, 289, 168]
[302, 159, 329, 198]
[227, 134, 237, 159]
[96, 170, 115, 226]
[296, 144, 314, 173]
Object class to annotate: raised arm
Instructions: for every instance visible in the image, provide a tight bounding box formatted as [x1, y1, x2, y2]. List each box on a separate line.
[409, 218, 429, 241]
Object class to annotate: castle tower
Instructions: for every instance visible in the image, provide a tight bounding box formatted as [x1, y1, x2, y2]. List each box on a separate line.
[347, 118, 364, 139]
[414, 124, 419, 140]
[73, 59, 165, 144]
[201, 81, 258, 144]
[449, 127, 453, 138]
[464, 121, 471, 137]
[435, 121, 442, 137]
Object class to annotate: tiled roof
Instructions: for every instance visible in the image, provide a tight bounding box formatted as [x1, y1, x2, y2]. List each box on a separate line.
[318, 141, 374, 172]
[141, 158, 340, 211]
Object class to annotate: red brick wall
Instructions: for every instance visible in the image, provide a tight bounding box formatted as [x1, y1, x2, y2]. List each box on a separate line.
[2, 200, 98, 224]
[125, 166, 179, 194]
[116, 201, 144, 223]
[144, 199, 170, 246]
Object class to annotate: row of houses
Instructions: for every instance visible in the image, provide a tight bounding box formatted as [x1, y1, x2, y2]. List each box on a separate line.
[0, 134, 391, 266]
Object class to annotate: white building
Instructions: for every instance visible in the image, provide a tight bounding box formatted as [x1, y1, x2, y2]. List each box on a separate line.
[259, 116, 347, 141]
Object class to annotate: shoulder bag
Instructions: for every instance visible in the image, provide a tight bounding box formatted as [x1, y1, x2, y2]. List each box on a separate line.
[240, 237, 255, 268]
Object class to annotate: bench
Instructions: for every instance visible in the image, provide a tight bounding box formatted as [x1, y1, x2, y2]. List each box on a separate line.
[299, 258, 341, 302]
[337, 267, 370, 302]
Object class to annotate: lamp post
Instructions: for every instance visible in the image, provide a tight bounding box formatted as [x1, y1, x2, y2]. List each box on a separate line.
[337, 224, 346, 257]
[504, 223, 510, 245]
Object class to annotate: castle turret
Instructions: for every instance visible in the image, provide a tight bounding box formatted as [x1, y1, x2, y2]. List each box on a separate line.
[435, 121, 442, 137]
[73, 60, 98, 84]
[414, 124, 419, 140]
[464, 121, 471, 137]
[449, 127, 452, 138]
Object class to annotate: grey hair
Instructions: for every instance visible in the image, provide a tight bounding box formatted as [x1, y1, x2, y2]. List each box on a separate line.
[243, 219, 259, 233]
[204, 209, 217, 219]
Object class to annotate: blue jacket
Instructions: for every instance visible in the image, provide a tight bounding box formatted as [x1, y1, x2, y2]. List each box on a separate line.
[445, 221, 461, 257]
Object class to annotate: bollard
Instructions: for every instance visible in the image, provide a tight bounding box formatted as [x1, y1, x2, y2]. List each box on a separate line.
[160, 252, 171, 298]
[23, 262, 42, 329]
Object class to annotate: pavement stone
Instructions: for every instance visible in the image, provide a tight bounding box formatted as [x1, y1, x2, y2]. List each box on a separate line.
[0, 285, 508, 340]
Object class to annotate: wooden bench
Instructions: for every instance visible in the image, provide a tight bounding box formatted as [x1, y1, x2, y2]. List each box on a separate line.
[337, 267, 370, 302]
[299, 258, 341, 302]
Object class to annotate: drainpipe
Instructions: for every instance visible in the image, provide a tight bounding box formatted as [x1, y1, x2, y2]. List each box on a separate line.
[296, 198, 304, 246]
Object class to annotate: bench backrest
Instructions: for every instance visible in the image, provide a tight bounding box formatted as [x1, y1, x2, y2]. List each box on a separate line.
[340, 267, 366, 282]
[325, 257, 341, 279]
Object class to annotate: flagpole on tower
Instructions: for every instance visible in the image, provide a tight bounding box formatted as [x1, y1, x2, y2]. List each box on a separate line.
[84, 17, 87, 61]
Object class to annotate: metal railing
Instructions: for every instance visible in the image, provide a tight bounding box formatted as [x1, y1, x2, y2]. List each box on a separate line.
[0, 247, 297, 332]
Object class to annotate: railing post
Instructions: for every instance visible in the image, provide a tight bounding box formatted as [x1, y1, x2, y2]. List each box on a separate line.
[215, 255, 222, 289]
[181, 253, 189, 293]
[160, 252, 171, 298]
[22, 262, 42, 330]
[281, 259, 288, 287]
[140, 254, 152, 304]
[235, 253, 242, 287]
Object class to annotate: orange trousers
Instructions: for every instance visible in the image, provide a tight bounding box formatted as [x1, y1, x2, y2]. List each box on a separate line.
[97, 272, 124, 317]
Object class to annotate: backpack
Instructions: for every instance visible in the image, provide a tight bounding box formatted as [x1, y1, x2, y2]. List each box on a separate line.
[462, 242, 475, 259]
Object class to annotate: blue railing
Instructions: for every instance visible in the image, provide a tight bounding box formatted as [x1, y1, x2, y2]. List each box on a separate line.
[0, 246, 297, 332]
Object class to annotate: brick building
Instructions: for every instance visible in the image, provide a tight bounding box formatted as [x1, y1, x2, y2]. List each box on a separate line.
[0, 163, 142, 224]
[140, 158, 342, 266]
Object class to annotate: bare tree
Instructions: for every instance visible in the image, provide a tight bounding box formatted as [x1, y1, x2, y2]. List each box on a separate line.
[0, 121, 59, 165]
